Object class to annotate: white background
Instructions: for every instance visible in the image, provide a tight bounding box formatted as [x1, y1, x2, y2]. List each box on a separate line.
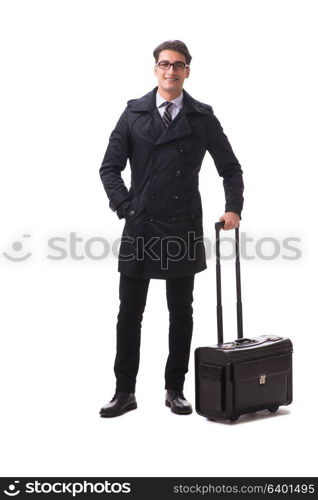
[1, 0, 317, 478]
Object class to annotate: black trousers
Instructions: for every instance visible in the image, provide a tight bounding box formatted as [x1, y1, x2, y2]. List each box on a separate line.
[114, 273, 195, 393]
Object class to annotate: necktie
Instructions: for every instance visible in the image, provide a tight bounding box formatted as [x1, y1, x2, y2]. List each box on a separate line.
[162, 101, 173, 127]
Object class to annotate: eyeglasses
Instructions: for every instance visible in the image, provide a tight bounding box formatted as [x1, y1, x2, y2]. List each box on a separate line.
[156, 60, 189, 71]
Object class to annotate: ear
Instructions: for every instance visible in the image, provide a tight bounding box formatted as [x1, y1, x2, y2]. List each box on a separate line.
[186, 66, 190, 78]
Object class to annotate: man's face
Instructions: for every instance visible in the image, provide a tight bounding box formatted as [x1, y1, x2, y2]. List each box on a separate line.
[154, 50, 190, 96]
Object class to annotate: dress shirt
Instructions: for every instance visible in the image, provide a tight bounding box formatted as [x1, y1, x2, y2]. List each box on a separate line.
[156, 91, 184, 121]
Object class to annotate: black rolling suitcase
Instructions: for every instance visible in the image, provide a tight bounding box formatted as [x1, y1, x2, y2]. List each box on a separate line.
[195, 222, 293, 421]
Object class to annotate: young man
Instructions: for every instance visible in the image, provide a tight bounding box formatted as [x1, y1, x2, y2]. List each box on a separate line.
[99, 40, 244, 417]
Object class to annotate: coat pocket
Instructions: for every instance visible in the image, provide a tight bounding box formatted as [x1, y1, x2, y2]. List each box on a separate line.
[125, 196, 140, 220]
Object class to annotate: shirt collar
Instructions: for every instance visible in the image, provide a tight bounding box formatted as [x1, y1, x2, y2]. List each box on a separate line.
[156, 90, 184, 110]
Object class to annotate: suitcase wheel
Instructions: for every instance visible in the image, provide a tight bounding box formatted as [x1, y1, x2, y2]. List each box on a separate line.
[230, 416, 239, 422]
[268, 405, 279, 413]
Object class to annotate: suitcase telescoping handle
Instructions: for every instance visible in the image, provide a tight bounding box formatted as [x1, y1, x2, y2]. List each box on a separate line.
[215, 221, 243, 344]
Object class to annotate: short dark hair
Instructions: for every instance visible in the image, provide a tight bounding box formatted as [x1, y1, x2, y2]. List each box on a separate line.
[153, 40, 192, 65]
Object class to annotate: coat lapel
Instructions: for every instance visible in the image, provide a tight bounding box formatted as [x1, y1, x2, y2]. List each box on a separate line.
[128, 87, 210, 145]
[155, 108, 192, 145]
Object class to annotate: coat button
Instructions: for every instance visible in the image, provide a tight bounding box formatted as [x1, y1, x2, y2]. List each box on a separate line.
[172, 194, 179, 200]
[178, 147, 184, 153]
[148, 216, 154, 222]
[175, 170, 181, 176]
[151, 192, 156, 198]
[128, 209, 135, 216]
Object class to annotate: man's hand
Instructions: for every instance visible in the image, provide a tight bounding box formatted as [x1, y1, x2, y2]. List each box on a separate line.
[219, 212, 240, 230]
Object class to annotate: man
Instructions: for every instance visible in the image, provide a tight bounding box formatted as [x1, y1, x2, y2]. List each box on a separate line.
[99, 40, 244, 417]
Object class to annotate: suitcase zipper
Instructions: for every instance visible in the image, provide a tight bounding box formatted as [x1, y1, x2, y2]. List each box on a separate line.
[226, 348, 292, 365]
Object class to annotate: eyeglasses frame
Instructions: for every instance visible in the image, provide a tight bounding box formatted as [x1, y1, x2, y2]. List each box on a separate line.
[156, 60, 190, 71]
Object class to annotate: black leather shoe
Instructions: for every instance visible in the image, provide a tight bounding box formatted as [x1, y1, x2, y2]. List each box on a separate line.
[100, 392, 137, 418]
[165, 390, 192, 415]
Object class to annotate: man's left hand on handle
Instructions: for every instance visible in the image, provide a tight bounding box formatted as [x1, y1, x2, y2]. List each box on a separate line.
[219, 212, 240, 230]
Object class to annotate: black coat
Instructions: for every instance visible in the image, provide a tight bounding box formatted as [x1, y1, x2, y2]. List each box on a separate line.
[100, 87, 244, 279]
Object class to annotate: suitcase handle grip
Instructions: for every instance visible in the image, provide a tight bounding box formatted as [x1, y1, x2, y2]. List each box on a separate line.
[215, 221, 225, 230]
[219, 336, 281, 350]
[235, 338, 252, 344]
[215, 220, 243, 344]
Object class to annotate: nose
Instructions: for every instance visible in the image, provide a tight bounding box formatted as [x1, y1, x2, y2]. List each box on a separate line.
[166, 64, 176, 76]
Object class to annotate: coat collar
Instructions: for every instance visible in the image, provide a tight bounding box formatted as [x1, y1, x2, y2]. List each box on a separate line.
[127, 87, 211, 145]
[127, 87, 212, 115]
